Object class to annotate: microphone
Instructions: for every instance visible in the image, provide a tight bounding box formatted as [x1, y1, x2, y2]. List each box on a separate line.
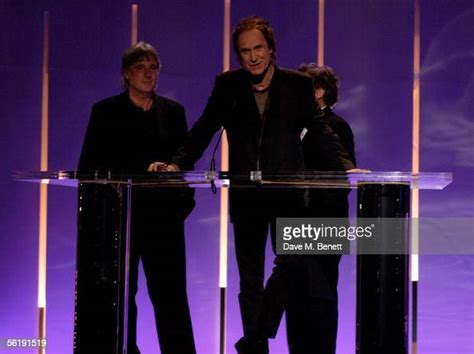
[209, 99, 236, 193]
[209, 128, 225, 194]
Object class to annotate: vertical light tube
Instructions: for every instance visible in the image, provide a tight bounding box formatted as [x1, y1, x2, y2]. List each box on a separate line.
[317, 0, 325, 65]
[219, 2, 231, 353]
[411, 0, 421, 353]
[220, 0, 231, 289]
[411, 0, 421, 280]
[38, 10, 49, 354]
[131, 4, 138, 45]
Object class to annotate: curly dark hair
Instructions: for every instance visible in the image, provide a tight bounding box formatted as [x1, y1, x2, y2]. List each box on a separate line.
[298, 63, 339, 106]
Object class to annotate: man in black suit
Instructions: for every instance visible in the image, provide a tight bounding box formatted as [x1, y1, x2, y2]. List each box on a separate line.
[299, 63, 356, 205]
[283, 64, 357, 353]
[150, 17, 353, 354]
[78, 42, 196, 354]
[256, 65, 356, 354]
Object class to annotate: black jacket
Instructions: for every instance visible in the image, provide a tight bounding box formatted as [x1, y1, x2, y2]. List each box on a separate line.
[172, 67, 353, 220]
[78, 91, 194, 217]
[303, 107, 356, 217]
[79, 92, 189, 172]
[174, 67, 352, 173]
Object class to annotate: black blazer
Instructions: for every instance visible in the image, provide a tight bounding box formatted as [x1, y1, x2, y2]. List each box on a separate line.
[303, 107, 356, 217]
[78, 91, 194, 217]
[173, 67, 353, 220]
[174, 67, 352, 173]
[79, 92, 189, 172]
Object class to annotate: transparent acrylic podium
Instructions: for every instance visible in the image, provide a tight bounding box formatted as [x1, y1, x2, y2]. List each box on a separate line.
[15, 170, 452, 354]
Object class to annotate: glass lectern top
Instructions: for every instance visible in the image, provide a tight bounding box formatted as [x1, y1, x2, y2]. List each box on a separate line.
[13, 170, 453, 190]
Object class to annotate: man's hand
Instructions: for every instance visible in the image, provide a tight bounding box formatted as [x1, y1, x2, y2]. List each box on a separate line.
[147, 162, 180, 172]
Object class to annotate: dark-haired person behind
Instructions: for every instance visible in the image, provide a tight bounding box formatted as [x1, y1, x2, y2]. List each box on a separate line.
[299, 63, 356, 214]
[296, 63, 356, 353]
[78, 42, 196, 354]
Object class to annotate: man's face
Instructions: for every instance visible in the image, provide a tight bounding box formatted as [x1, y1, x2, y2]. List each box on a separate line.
[314, 87, 326, 107]
[124, 58, 159, 95]
[237, 29, 273, 77]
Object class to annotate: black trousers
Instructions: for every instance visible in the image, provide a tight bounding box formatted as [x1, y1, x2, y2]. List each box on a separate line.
[232, 195, 302, 339]
[233, 215, 276, 339]
[127, 201, 196, 354]
[258, 253, 340, 354]
[270, 194, 347, 354]
[233, 202, 341, 354]
[288, 256, 340, 354]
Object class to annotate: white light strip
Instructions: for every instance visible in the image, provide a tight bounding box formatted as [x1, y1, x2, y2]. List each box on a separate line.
[38, 11, 49, 354]
[411, 0, 421, 282]
[219, 0, 231, 289]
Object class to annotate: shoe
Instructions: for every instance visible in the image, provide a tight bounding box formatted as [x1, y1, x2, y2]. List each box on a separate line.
[235, 336, 269, 354]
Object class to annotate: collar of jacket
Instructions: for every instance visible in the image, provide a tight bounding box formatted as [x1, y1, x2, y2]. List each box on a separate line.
[118, 90, 158, 110]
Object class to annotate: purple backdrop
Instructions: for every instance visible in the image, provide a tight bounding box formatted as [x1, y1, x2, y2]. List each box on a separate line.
[1, 0, 473, 353]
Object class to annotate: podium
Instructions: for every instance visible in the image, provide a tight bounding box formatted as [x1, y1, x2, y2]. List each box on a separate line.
[15, 170, 452, 354]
